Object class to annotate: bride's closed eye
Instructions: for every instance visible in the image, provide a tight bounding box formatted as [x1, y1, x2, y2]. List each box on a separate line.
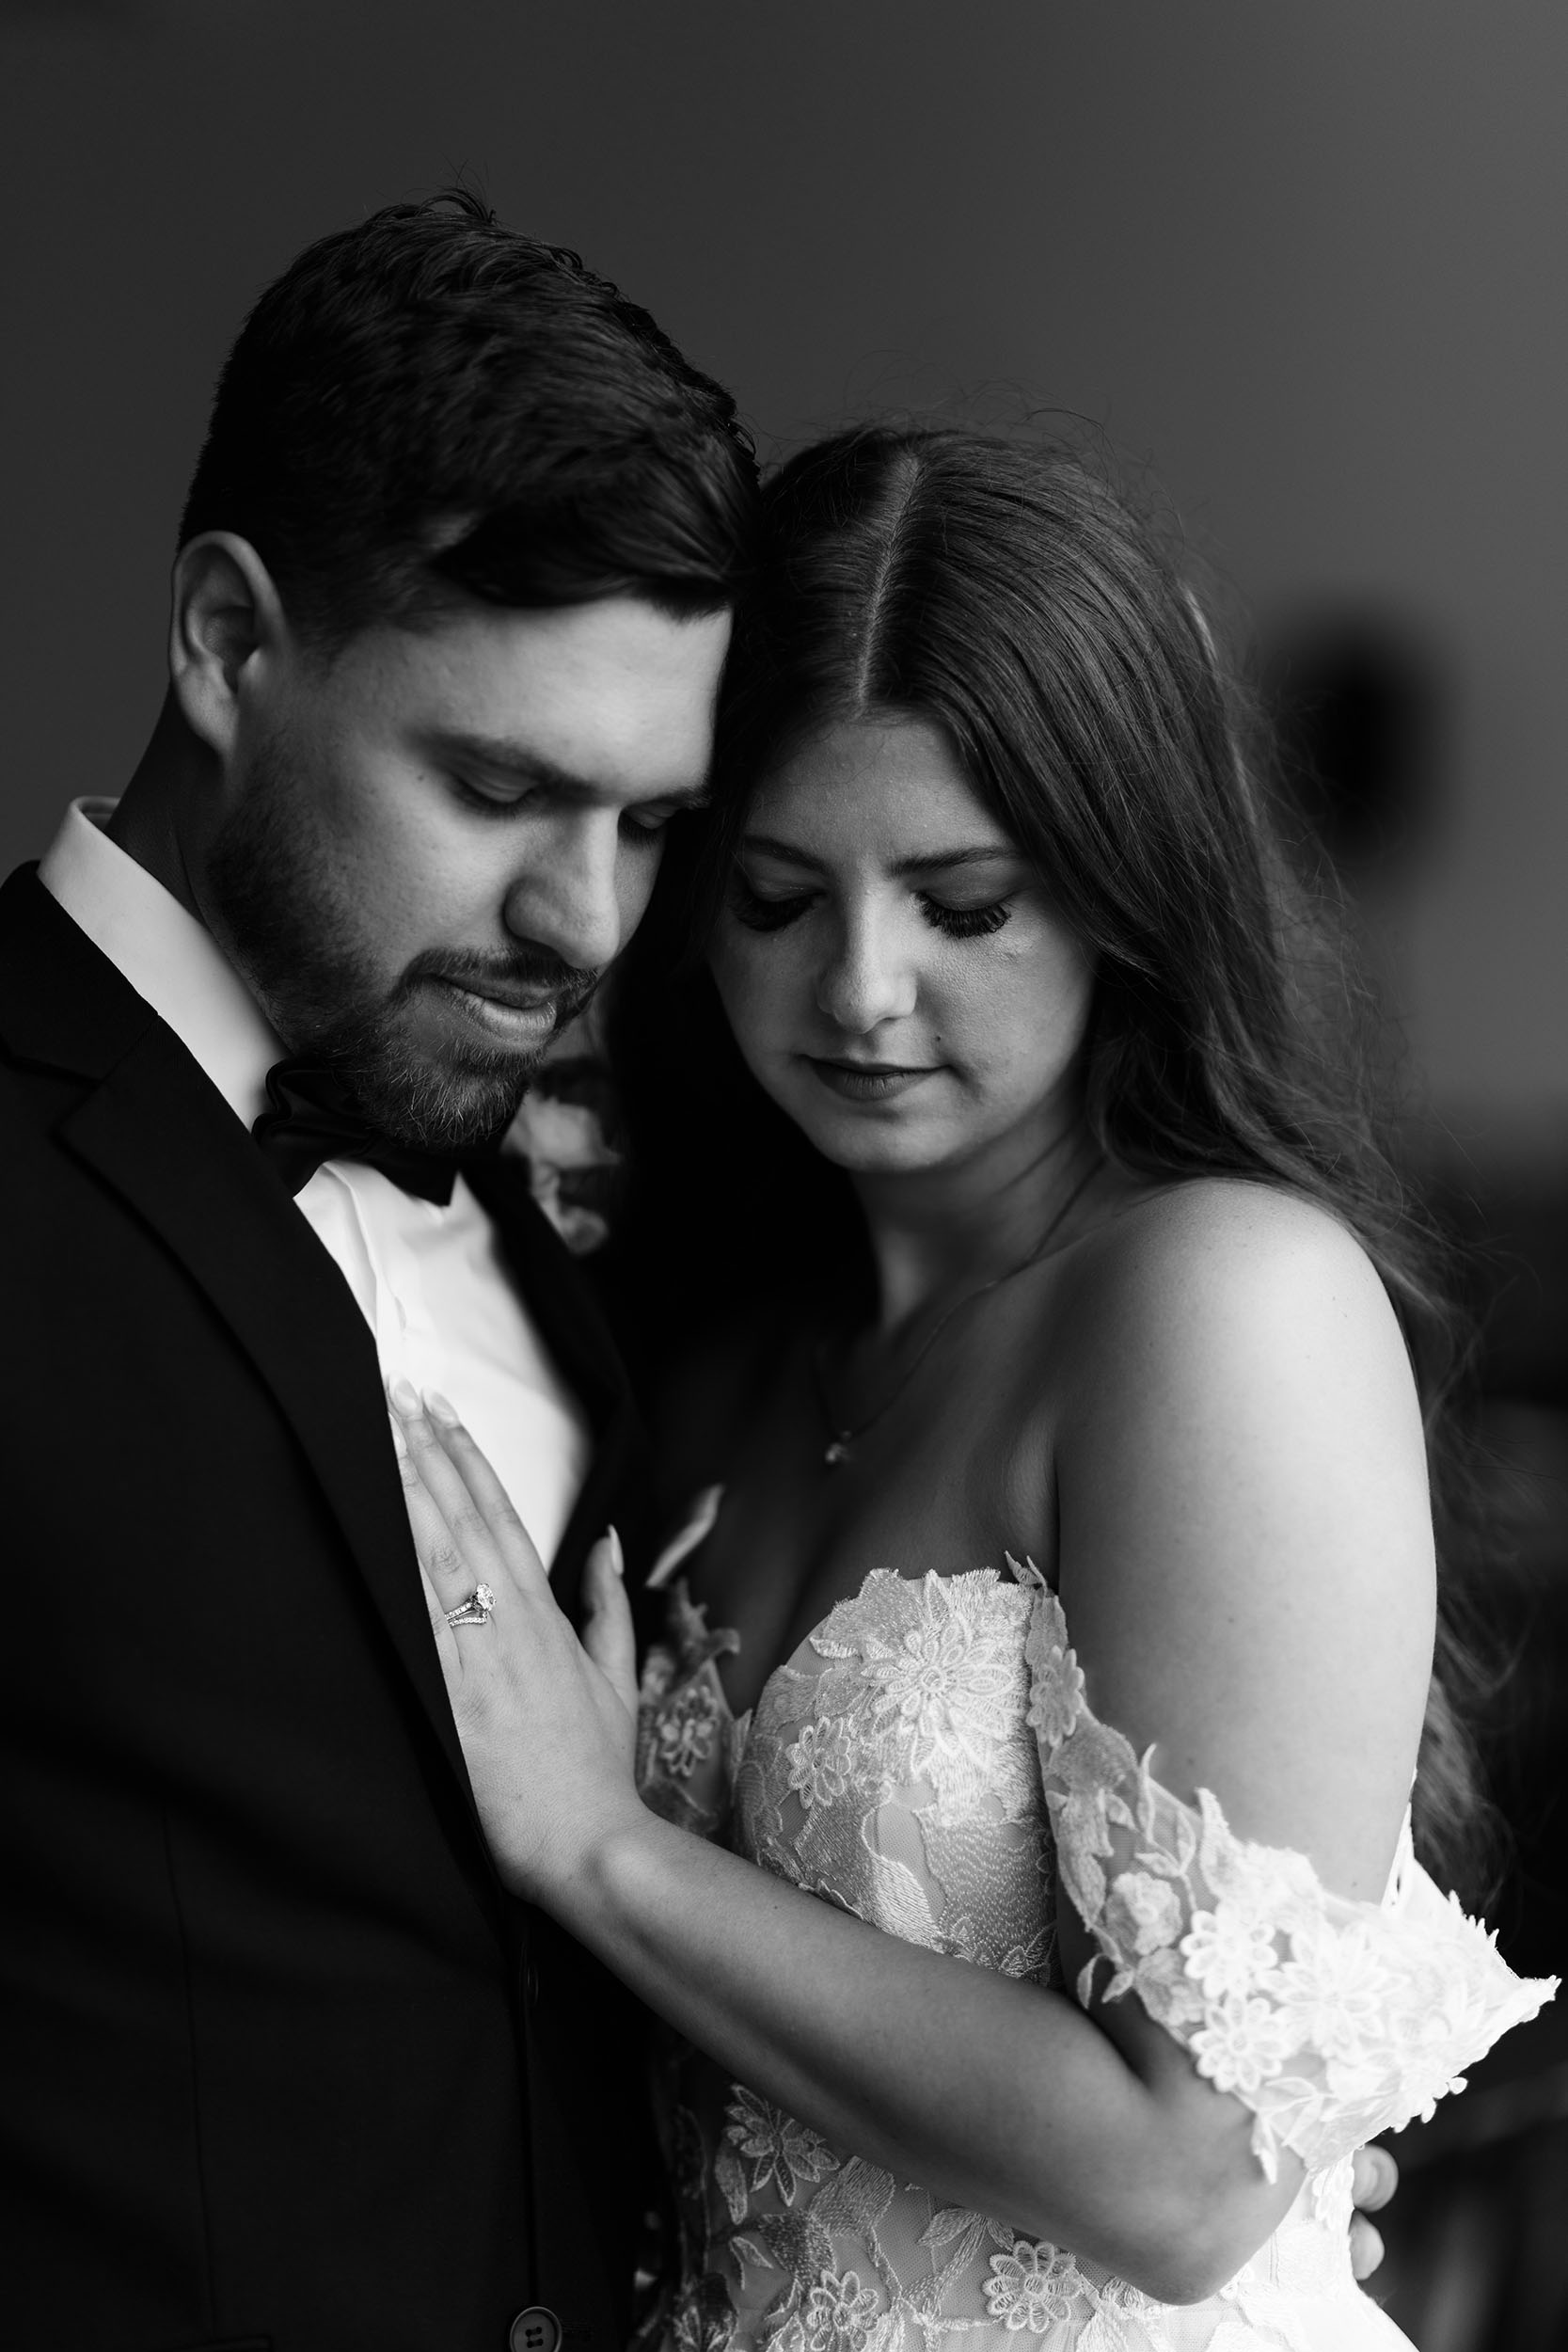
[729, 876, 816, 932]
[921, 895, 1011, 939]
[727, 875, 1015, 940]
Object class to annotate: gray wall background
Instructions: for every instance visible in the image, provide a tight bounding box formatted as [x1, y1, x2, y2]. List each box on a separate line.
[2, 0, 1563, 1131]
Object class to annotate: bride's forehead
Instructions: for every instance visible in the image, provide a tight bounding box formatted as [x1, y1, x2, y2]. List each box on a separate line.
[749, 713, 1010, 853]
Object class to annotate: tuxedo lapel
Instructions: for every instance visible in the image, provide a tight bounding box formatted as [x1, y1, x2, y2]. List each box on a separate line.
[0, 869, 483, 1829]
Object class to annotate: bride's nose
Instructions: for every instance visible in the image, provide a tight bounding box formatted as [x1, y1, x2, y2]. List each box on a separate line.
[814, 900, 918, 1032]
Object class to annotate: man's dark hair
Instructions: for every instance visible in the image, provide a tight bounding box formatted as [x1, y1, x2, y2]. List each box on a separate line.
[180, 188, 758, 650]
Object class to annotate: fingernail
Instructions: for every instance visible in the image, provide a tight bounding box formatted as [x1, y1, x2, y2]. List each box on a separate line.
[424, 1390, 461, 1426]
[388, 1414, 409, 1457]
[606, 1525, 625, 1578]
[388, 1375, 420, 1415]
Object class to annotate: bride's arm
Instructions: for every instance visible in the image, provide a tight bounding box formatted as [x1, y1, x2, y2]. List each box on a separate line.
[392, 1184, 1433, 2303]
[1043, 1184, 1434, 2189]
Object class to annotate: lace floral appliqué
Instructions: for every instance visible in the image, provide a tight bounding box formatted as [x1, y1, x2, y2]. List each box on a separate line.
[638, 1578, 744, 1838]
[1022, 1565, 1558, 2183]
[637, 1547, 1556, 2352]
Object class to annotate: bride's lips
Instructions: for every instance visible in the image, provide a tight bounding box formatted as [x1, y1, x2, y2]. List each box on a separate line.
[806, 1057, 940, 1103]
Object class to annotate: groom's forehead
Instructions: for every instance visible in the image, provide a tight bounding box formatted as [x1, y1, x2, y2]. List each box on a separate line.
[343, 594, 726, 707]
[369, 597, 728, 771]
[312, 593, 732, 799]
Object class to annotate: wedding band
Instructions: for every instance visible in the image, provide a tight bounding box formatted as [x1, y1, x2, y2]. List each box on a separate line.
[444, 1582, 496, 1629]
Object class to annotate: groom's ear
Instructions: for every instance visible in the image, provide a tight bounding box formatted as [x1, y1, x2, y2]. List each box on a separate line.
[168, 532, 291, 762]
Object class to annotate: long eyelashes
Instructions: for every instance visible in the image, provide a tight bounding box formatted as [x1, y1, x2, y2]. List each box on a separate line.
[927, 898, 1009, 939]
[728, 879, 1013, 940]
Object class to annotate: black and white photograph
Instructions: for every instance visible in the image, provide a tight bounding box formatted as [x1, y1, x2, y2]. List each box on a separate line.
[1, 7, 1564, 2349]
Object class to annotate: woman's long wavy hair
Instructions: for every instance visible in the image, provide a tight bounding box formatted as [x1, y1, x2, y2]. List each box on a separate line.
[610, 424, 1496, 1899]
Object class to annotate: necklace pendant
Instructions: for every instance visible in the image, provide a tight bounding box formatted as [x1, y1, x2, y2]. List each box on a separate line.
[823, 1438, 851, 1468]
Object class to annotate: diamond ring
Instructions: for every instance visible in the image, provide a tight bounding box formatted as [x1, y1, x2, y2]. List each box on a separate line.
[444, 1583, 497, 1629]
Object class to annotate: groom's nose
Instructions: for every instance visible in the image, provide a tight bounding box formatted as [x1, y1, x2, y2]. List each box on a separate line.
[500, 808, 627, 973]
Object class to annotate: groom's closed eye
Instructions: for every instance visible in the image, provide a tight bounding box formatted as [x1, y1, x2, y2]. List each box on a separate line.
[423, 726, 712, 824]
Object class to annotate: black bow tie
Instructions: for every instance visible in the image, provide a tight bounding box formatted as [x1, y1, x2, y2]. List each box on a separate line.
[252, 1060, 461, 1204]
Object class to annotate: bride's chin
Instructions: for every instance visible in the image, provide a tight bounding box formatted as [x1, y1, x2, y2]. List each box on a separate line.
[793, 1110, 954, 1177]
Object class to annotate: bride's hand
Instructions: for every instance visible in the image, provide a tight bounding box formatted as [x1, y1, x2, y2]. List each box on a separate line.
[387, 1378, 643, 1900]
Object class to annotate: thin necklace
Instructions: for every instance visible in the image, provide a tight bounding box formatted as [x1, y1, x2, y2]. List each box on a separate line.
[807, 1151, 1104, 1470]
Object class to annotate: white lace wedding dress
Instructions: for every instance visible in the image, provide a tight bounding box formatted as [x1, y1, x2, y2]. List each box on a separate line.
[635, 1541, 1555, 2352]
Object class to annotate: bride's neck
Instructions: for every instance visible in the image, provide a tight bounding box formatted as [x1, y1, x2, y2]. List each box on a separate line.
[850, 1116, 1094, 1341]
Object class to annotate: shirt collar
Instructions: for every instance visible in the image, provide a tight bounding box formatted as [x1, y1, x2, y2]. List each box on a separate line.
[37, 797, 283, 1126]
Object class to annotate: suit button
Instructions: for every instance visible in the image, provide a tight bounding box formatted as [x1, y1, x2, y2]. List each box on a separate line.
[511, 2307, 562, 2352]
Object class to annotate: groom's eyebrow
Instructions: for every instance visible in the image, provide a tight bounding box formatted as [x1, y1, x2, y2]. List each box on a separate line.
[427, 728, 711, 808]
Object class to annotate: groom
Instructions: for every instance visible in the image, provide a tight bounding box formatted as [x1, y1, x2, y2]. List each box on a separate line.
[0, 194, 752, 2352]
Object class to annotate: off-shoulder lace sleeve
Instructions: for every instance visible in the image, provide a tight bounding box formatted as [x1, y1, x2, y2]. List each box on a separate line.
[1020, 1564, 1558, 2183]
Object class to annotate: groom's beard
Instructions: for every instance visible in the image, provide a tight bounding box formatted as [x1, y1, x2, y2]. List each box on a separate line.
[205, 748, 601, 1152]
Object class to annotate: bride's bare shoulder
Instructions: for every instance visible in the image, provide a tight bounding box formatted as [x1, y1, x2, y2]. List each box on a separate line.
[1056, 1171, 1418, 1444]
[1076, 1171, 1386, 1306]
[1048, 1182, 1433, 1893]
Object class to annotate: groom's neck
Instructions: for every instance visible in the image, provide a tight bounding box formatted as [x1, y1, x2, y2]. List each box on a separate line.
[107, 691, 213, 926]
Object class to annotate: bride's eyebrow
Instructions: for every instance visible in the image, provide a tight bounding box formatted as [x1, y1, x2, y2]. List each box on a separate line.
[892, 847, 1022, 880]
[736, 834, 827, 869]
[738, 835, 1020, 876]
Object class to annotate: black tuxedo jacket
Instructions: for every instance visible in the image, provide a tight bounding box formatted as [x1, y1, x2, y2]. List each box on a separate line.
[0, 866, 657, 2352]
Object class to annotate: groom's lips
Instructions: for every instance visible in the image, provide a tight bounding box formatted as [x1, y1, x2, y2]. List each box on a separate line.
[424, 973, 564, 1046]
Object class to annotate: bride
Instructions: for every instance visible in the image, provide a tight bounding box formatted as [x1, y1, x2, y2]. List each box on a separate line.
[388, 428, 1553, 2349]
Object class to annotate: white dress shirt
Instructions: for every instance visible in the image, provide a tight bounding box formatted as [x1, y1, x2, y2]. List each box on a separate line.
[39, 799, 590, 1566]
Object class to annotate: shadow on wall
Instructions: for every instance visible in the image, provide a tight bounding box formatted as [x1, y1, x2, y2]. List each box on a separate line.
[1260, 612, 1446, 882]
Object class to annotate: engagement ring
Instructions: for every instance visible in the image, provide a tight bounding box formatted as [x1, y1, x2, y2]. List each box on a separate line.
[444, 1583, 496, 1629]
